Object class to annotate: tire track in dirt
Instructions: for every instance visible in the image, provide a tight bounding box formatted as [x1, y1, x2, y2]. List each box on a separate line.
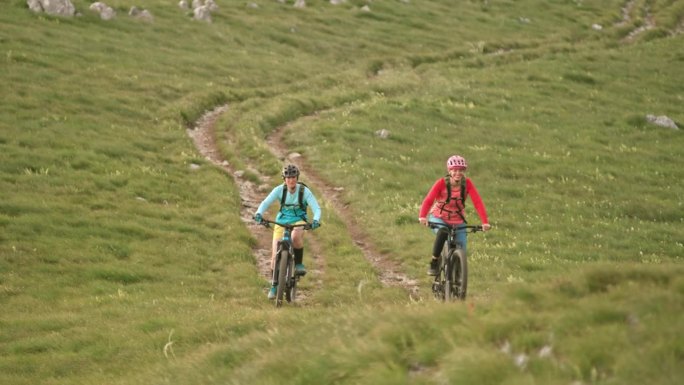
[617, 0, 657, 42]
[268, 121, 420, 298]
[186, 106, 321, 301]
[187, 105, 420, 301]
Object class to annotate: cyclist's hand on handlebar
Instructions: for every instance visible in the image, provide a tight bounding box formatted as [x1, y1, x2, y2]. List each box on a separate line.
[482, 223, 491, 231]
[254, 213, 263, 224]
[311, 220, 321, 230]
[419, 217, 428, 226]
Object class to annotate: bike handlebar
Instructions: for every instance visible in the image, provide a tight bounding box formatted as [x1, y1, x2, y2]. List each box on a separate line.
[428, 222, 484, 232]
[258, 218, 313, 230]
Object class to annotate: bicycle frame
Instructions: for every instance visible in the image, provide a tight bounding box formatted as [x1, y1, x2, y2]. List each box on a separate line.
[260, 219, 311, 307]
[428, 222, 483, 301]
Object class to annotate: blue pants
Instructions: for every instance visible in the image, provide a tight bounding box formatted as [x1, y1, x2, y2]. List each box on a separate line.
[428, 214, 467, 257]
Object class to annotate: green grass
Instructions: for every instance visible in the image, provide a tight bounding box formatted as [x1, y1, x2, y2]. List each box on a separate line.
[1, 0, 683, 384]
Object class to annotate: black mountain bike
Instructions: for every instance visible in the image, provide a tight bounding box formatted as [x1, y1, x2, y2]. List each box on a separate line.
[428, 222, 483, 301]
[259, 219, 312, 307]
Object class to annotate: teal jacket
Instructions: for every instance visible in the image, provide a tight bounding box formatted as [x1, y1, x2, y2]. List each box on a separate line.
[256, 183, 321, 224]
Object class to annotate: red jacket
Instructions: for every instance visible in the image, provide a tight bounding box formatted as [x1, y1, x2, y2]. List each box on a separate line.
[419, 177, 489, 225]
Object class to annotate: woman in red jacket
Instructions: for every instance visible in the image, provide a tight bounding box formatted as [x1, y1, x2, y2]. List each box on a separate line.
[419, 155, 491, 276]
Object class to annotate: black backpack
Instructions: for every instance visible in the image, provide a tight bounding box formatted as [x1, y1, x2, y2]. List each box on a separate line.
[280, 182, 308, 211]
[442, 176, 467, 222]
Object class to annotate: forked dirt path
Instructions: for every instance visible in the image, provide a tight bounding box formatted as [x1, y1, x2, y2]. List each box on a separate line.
[187, 105, 420, 300]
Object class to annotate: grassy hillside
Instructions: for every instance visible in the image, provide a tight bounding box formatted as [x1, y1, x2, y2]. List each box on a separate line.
[1, 0, 682, 384]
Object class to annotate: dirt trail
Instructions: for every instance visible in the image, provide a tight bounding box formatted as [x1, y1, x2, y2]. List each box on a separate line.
[187, 105, 420, 299]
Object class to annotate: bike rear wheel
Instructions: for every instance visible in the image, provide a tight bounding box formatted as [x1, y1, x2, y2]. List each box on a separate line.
[452, 248, 468, 300]
[275, 250, 289, 307]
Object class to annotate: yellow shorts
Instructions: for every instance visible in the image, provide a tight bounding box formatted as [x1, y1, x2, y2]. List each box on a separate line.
[273, 220, 307, 242]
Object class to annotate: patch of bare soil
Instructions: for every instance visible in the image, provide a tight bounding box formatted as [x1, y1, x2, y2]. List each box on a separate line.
[187, 105, 420, 301]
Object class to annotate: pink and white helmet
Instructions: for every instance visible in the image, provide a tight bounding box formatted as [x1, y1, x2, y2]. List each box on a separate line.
[446, 155, 467, 170]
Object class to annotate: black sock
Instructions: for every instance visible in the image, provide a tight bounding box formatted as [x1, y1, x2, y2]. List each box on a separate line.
[294, 248, 304, 265]
[432, 231, 448, 259]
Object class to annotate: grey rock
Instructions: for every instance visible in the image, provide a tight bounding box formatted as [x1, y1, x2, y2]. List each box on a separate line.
[27, 0, 76, 17]
[646, 114, 678, 130]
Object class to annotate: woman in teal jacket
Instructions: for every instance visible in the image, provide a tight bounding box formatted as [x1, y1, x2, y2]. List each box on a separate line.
[254, 164, 321, 299]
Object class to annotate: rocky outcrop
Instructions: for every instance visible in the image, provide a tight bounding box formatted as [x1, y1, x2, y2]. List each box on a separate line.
[129, 6, 154, 22]
[27, 0, 76, 17]
[192, 0, 218, 23]
[647, 114, 679, 130]
[89, 2, 115, 20]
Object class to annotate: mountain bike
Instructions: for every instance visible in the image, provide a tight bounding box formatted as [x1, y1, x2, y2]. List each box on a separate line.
[259, 219, 312, 307]
[428, 222, 483, 301]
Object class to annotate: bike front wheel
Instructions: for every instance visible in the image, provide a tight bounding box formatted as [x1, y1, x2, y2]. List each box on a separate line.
[444, 250, 454, 301]
[433, 245, 450, 301]
[275, 250, 289, 307]
[452, 248, 468, 300]
[285, 256, 296, 303]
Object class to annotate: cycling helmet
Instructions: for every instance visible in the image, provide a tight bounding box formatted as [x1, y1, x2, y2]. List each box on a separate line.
[282, 164, 300, 178]
[446, 155, 467, 170]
